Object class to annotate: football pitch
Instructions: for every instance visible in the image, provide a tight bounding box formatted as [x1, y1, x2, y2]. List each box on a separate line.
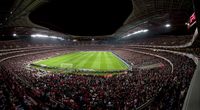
[33, 51, 129, 71]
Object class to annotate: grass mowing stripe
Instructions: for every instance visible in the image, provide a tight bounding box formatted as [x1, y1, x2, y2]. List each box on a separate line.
[84, 52, 98, 69]
[73, 52, 96, 69]
[104, 52, 109, 70]
[33, 51, 129, 71]
[64, 52, 91, 67]
[106, 52, 116, 70]
[104, 52, 111, 70]
[90, 52, 101, 70]
[100, 52, 107, 70]
[47, 52, 83, 67]
[57, 52, 87, 65]
[82, 52, 99, 69]
[104, 52, 110, 70]
[110, 52, 128, 70]
[84, 52, 100, 70]
[36, 52, 82, 66]
[49, 52, 89, 68]
[107, 52, 121, 70]
[115, 55, 129, 69]
[110, 52, 127, 70]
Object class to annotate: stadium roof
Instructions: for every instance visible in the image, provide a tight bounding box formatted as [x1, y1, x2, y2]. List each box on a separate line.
[0, 0, 15, 25]
[114, 0, 194, 38]
[125, 0, 193, 24]
[0, 0, 194, 37]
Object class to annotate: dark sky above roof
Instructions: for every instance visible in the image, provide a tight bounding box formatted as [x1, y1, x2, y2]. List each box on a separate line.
[30, 0, 133, 36]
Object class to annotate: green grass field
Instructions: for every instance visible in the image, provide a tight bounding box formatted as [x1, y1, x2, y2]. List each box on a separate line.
[33, 51, 129, 71]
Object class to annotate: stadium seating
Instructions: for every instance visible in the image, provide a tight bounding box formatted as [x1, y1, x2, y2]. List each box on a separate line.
[119, 35, 193, 46]
[0, 39, 197, 109]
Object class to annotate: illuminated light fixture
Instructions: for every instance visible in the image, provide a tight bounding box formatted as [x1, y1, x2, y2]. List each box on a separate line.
[92, 38, 95, 41]
[13, 33, 17, 37]
[49, 36, 58, 39]
[31, 34, 36, 38]
[185, 22, 189, 26]
[142, 29, 149, 32]
[73, 39, 77, 42]
[38, 34, 48, 38]
[122, 29, 149, 38]
[31, 34, 64, 40]
[31, 34, 48, 38]
[165, 24, 171, 28]
[57, 37, 64, 40]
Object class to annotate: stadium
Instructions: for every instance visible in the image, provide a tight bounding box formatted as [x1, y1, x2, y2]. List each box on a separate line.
[0, 0, 200, 110]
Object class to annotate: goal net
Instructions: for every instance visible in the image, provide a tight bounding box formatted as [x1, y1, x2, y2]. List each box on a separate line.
[60, 63, 73, 69]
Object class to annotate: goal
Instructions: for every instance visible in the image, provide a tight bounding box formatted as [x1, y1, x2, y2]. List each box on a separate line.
[60, 63, 73, 69]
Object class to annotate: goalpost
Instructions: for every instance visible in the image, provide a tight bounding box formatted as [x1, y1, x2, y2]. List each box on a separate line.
[60, 63, 73, 69]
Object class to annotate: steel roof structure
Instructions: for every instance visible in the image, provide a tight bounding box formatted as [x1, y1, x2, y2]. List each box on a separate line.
[0, 0, 194, 37]
[113, 0, 194, 38]
[0, 0, 48, 29]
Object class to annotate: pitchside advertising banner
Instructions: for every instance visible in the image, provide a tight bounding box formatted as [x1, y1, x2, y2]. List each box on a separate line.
[188, 12, 196, 29]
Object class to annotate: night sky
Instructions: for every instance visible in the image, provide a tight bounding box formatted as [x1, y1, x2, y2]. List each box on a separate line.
[30, 0, 133, 36]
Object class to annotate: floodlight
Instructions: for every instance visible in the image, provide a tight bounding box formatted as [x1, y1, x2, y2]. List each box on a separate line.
[13, 33, 17, 37]
[165, 24, 171, 28]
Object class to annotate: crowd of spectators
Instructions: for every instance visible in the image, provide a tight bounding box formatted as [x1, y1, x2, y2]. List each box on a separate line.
[0, 40, 68, 50]
[129, 48, 196, 109]
[118, 35, 192, 46]
[0, 42, 197, 110]
[114, 50, 168, 68]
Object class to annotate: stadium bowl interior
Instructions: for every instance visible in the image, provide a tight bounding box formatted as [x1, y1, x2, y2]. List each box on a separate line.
[0, 0, 200, 110]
